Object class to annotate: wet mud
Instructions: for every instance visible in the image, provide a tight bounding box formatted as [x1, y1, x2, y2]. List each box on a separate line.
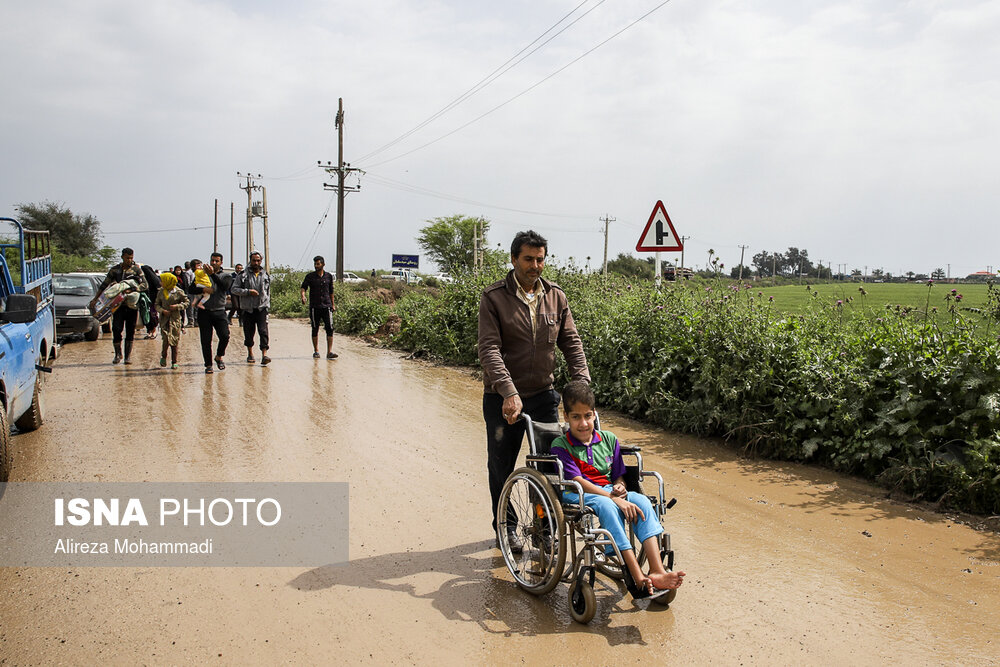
[1, 318, 998, 664]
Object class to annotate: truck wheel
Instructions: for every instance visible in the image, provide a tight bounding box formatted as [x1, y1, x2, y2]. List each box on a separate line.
[84, 321, 101, 341]
[15, 376, 44, 431]
[0, 405, 11, 482]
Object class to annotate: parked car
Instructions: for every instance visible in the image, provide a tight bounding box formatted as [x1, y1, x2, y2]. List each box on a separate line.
[385, 269, 422, 285]
[53, 273, 103, 341]
[432, 272, 455, 284]
[342, 272, 365, 284]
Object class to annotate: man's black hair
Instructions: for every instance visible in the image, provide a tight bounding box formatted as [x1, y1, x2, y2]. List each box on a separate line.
[211, 252, 224, 261]
[121, 247, 134, 257]
[313, 255, 325, 265]
[562, 380, 595, 411]
[510, 230, 548, 259]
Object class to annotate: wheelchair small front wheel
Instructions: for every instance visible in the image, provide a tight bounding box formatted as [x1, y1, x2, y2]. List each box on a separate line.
[568, 579, 597, 624]
[497, 467, 566, 595]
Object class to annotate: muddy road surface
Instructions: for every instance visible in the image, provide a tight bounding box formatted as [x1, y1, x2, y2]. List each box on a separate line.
[2, 318, 998, 665]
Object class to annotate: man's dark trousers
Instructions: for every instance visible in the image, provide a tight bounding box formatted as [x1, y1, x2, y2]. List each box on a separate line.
[242, 307, 269, 350]
[484, 388, 560, 532]
[111, 305, 139, 346]
[198, 309, 230, 367]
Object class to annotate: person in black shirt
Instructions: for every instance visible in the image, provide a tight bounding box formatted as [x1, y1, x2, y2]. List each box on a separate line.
[190, 252, 234, 374]
[300, 255, 338, 359]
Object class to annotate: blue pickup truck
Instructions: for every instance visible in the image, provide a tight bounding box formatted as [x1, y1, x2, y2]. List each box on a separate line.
[0, 217, 56, 481]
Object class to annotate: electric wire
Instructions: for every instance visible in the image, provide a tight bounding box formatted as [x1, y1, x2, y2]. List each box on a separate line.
[355, 0, 602, 165]
[104, 222, 247, 235]
[364, 172, 592, 220]
[360, 0, 676, 169]
[295, 192, 338, 269]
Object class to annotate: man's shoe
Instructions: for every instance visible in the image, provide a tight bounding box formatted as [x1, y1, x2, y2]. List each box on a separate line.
[215, 357, 225, 370]
[260, 356, 271, 366]
[505, 530, 524, 555]
[313, 352, 320, 359]
[327, 352, 338, 360]
[247, 355, 255, 363]
[205, 366, 213, 374]
[159, 357, 167, 367]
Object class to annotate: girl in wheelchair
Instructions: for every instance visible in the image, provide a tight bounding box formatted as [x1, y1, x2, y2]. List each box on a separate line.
[551, 381, 686, 597]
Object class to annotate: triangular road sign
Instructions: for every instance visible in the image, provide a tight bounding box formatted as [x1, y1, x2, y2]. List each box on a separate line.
[635, 200, 683, 252]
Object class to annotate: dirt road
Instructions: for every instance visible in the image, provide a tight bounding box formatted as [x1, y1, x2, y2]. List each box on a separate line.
[2, 318, 998, 665]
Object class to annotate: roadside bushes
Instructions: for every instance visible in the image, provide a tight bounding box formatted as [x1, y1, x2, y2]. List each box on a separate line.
[385, 272, 1000, 515]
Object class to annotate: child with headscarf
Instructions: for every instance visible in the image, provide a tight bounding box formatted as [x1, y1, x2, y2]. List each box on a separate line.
[155, 271, 190, 369]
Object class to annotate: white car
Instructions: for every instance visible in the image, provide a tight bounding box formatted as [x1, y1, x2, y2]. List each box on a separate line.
[386, 269, 422, 284]
[342, 272, 365, 283]
[432, 272, 455, 284]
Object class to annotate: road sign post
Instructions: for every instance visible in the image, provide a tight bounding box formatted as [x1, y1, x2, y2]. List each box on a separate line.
[635, 200, 683, 287]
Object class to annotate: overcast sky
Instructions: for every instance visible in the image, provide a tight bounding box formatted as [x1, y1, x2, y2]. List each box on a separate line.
[1, 0, 997, 277]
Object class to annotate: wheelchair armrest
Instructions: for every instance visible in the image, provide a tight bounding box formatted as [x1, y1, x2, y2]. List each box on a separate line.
[527, 454, 562, 478]
[619, 445, 641, 454]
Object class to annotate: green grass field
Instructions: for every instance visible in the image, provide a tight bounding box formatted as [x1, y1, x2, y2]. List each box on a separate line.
[755, 282, 990, 317]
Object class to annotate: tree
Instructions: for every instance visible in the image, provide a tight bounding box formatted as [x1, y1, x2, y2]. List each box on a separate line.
[932, 267, 946, 280]
[784, 247, 812, 277]
[606, 253, 654, 280]
[752, 250, 783, 277]
[416, 215, 488, 273]
[15, 201, 103, 256]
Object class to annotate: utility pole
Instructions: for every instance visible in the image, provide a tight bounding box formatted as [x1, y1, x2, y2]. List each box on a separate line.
[738, 244, 748, 280]
[319, 98, 363, 282]
[230, 202, 234, 266]
[679, 236, 690, 272]
[238, 173, 265, 267]
[473, 219, 480, 273]
[213, 199, 219, 253]
[772, 255, 777, 285]
[600, 214, 615, 275]
[261, 186, 270, 273]
[316, 97, 364, 283]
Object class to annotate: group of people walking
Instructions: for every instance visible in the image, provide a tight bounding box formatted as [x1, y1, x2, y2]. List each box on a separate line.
[90, 249, 339, 373]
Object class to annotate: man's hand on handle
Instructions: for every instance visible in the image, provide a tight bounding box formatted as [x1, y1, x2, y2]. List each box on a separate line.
[502, 394, 523, 425]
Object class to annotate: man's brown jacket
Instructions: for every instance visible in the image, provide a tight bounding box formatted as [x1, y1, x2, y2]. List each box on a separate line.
[477, 270, 590, 399]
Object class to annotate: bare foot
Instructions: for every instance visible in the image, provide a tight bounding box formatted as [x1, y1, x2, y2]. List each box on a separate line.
[648, 570, 686, 591]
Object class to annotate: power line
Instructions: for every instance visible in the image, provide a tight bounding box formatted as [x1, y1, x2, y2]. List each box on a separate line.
[104, 222, 247, 235]
[364, 172, 591, 219]
[355, 0, 605, 164]
[360, 0, 676, 169]
[296, 192, 338, 269]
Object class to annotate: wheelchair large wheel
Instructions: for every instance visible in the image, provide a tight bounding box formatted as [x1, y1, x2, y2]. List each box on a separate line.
[497, 467, 566, 596]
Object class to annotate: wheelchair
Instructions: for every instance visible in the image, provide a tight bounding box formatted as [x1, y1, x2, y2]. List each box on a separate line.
[496, 414, 678, 624]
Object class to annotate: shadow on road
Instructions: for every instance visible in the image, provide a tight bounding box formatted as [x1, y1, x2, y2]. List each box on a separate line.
[288, 538, 675, 645]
